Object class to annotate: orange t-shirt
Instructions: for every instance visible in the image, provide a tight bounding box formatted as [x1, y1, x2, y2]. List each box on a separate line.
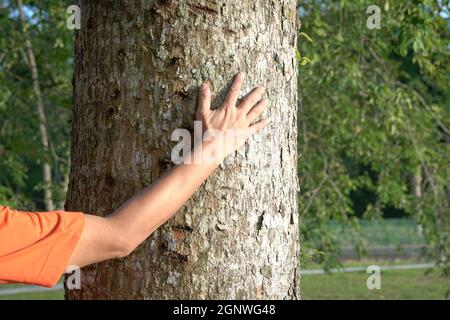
[0, 206, 85, 288]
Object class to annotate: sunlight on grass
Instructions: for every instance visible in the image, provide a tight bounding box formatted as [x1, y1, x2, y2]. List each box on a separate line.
[302, 268, 449, 300]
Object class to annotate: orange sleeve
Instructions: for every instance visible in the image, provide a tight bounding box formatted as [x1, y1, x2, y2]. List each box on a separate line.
[0, 206, 85, 288]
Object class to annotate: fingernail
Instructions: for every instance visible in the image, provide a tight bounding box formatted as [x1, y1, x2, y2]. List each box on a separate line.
[200, 83, 209, 91]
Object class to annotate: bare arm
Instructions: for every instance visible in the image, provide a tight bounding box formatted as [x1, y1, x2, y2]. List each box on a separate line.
[67, 73, 269, 269]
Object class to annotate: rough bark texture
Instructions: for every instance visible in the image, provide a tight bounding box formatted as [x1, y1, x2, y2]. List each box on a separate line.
[66, 0, 299, 299]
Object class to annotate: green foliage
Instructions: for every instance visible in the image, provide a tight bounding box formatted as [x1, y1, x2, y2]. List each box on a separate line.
[296, 32, 313, 66]
[298, 0, 449, 273]
[0, 0, 73, 209]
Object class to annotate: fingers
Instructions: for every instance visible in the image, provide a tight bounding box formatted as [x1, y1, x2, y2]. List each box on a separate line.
[239, 86, 265, 113]
[223, 72, 245, 108]
[249, 118, 271, 135]
[246, 98, 268, 123]
[197, 83, 211, 120]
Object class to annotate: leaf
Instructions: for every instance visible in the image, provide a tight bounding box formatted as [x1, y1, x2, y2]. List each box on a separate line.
[300, 57, 312, 66]
[299, 32, 314, 43]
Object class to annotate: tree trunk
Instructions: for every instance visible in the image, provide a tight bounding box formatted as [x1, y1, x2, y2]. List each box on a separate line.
[413, 165, 422, 199]
[65, 0, 299, 299]
[17, 0, 54, 211]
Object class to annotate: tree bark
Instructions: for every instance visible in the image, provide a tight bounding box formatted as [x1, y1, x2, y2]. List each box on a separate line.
[413, 165, 422, 199]
[17, 0, 54, 211]
[66, 0, 299, 299]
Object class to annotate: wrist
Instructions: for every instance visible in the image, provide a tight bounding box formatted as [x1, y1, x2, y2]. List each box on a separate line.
[198, 139, 225, 165]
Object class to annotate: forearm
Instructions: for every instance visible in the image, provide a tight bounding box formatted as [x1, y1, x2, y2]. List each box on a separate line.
[68, 143, 219, 269]
[107, 142, 219, 250]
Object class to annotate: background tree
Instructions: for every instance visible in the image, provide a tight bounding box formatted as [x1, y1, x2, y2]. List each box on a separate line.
[297, 0, 449, 273]
[0, 0, 73, 209]
[17, 0, 54, 210]
[65, 0, 299, 299]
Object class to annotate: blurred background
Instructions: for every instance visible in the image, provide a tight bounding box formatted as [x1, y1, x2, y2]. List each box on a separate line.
[0, 0, 449, 299]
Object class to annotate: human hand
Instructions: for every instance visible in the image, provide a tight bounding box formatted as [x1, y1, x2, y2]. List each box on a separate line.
[195, 72, 270, 162]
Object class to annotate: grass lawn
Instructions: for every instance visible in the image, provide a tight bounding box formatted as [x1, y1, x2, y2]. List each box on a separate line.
[0, 281, 64, 300]
[0, 290, 64, 300]
[302, 267, 449, 300]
